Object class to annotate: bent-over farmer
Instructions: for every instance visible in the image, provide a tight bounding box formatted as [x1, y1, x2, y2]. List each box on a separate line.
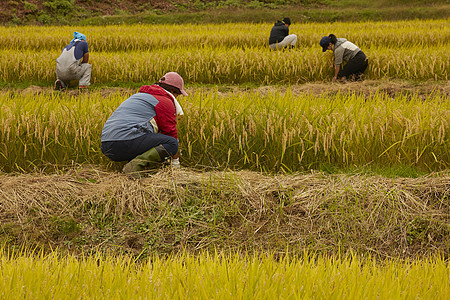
[101, 72, 187, 178]
[54, 31, 91, 90]
[320, 34, 368, 82]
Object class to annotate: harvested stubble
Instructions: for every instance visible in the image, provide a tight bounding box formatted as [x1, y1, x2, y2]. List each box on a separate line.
[0, 90, 448, 173]
[0, 167, 448, 258]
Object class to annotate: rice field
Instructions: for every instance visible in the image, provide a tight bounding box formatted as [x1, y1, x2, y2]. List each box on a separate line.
[1, 20, 448, 50]
[0, 19, 449, 85]
[0, 90, 448, 173]
[1, 250, 448, 299]
[1, 18, 449, 298]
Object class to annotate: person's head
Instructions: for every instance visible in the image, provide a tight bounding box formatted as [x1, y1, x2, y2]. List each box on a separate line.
[73, 31, 86, 41]
[282, 17, 291, 26]
[319, 34, 337, 52]
[158, 72, 188, 97]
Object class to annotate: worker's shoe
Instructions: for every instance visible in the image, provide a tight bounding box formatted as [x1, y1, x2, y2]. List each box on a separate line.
[54, 80, 65, 91]
[122, 145, 169, 179]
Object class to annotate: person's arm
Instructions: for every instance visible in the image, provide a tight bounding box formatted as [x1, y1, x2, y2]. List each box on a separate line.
[333, 65, 340, 81]
[154, 97, 178, 139]
[333, 47, 344, 81]
[155, 105, 180, 163]
[81, 52, 89, 64]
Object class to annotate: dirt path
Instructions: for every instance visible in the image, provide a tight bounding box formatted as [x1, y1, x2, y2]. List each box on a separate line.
[256, 80, 450, 97]
[8, 79, 450, 98]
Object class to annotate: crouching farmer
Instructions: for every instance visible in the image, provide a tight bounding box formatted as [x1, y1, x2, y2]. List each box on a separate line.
[268, 17, 297, 50]
[319, 34, 368, 82]
[54, 31, 91, 90]
[101, 72, 187, 178]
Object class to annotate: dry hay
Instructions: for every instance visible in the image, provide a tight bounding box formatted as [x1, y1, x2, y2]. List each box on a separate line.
[256, 80, 450, 98]
[4, 79, 449, 99]
[0, 167, 448, 258]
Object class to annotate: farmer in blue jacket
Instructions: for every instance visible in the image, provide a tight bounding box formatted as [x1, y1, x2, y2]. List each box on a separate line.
[54, 31, 91, 90]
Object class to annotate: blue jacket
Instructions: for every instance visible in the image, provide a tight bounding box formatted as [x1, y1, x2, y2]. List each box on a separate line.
[101, 85, 177, 142]
[101, 92, 159, 142]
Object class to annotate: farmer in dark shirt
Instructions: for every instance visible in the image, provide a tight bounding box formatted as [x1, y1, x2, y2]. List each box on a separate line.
[54, 31, 91, 90]
[269, 17, 297, 50]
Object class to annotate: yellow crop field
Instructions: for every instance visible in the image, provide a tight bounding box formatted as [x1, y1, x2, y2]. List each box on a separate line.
[1, 20, 448, 50]
[0, 90, 448, 173]
[1, 45, 448, 84]
[1, 250, 448, 299]
[0, 19, 448, 84]
[1, 16, 449, 298]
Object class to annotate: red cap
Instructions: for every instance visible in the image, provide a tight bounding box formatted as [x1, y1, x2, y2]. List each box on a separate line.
[159, 72, 188, 96]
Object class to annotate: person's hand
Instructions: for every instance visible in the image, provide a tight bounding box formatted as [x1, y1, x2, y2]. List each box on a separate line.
[332, 76, 337, 82]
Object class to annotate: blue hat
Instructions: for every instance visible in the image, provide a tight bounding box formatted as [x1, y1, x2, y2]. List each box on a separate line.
[320, 36, 331, 52]
[71, 31, 86, 43]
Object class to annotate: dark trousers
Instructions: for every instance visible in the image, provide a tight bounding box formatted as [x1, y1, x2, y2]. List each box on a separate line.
[338, 51, 368, 79]
[101, 133, 178, 162]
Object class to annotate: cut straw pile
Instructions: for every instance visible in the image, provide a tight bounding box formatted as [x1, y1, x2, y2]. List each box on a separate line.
[1, 167, 448, 258]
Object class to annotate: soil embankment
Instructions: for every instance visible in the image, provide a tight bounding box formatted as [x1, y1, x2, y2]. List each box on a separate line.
[1, 166, 448, 259]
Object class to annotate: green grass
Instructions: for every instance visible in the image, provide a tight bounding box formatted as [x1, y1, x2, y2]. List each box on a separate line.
[76, 5, 450, 25]
[314, 162, 426, 178]
[5, 0, 449, 25]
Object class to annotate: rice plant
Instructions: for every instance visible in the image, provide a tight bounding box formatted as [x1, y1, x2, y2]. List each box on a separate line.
[0, 19, 448, 85]
[0, 19, 447, 51]
[1, 90, 448, 173]
[0, 249, 448, 299]
[1, 45, 448, 85]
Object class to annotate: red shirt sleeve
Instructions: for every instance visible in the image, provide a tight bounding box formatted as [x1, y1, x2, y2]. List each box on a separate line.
[154, 95, 178, 139]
